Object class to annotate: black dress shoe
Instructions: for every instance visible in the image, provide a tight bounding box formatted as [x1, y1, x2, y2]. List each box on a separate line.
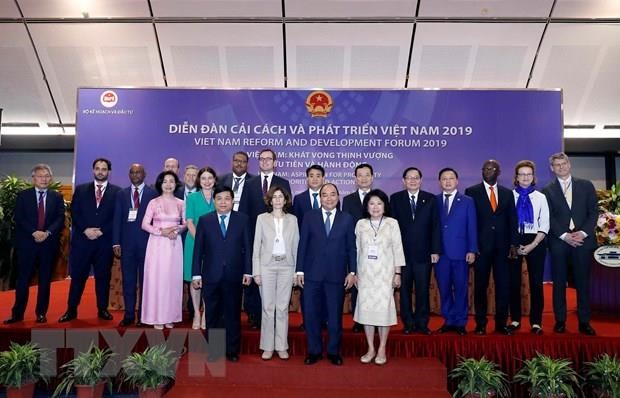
[436, 324, 452, 334]
[495, 326, 513, 336]
[553, 322, 566, 333]
[98, 310, 113, 320]
[3, 316, 24, 325]
[36, 315, 47, 324]
[327, 354, 343, 366]
[474, 325, 486, 335]
[531, 326, 544, 335]
[135, 320, 144, 327]
[455, 326, 467, 336]
[304, 354, 322, 365]
[417, 326, 432, 336]
[119, 318, 134, 327]
[352, 322, 363, 333]
[579, 323, 596, 336]
[507, 322, 521, 332]
[59, 310, 77, 323]
[225, 353, 239, 362]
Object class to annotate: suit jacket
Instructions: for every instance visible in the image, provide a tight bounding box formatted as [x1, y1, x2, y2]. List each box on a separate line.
[252, 213, 299, 276]
[296, 209, 357, 283]
[71, 182, 121, 247]
[342, 191, 365, 222]
[292, 189, 318, 229]
[112, 185, 158, 251]
[192, 211, 252, 283]
[14, 187, 65, 250]
[219, 172, 255, 216]
[390, 190, 441, 263]
[436, 192, 478, 260]
[542, 177, 598, 250]
[465, 182, 518, 253]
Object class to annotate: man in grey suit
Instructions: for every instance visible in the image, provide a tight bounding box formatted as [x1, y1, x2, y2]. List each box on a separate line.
[542, 152, 597, 336]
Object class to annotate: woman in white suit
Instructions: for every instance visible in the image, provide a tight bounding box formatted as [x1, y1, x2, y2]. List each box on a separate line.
[253, 186, 299, 360]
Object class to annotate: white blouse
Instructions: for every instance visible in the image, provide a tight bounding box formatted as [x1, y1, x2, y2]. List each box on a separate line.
[512, 189, 550, 235]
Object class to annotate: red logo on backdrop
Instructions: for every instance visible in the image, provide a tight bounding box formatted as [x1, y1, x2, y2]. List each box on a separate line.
[305, 91, 333, 118]
[100, 90, 118, 108]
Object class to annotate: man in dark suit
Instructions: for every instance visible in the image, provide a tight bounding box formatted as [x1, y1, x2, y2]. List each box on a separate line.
[112, 163, 157, 327]
[435, 168, 478, 336]
[292, 164, 325, 228]
[245, 148, 291, 329]
[4, 164, 65, 324]
[341, 163, 374, 332]
[542, 152, 597, 336]
[390, 167, 440, 335]
[296, 183, 357, 366]
[219, 151, 255, 215]
[192, 186, 253, 362]
[465, 160, 518, 335]
[59, 158, 121, 322]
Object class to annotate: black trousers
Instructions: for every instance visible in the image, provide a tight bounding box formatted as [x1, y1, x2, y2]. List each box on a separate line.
[508, 234, 546, 326]
[549, 241, 592, 323]
[67, 241, 114, 311]
[474, 247, 511, 328]
[399, 260, 432, 329]
[12, 243, 58, 317]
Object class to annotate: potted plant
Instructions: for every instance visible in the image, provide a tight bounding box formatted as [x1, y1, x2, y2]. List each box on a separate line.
[0, 342, 49, 398]
[449, 356, 510, 398]
[121, 345, 177, 398]
[52, 345, 115, 398]
[584, 354, 620, 398]
[514, 352, 581, 398]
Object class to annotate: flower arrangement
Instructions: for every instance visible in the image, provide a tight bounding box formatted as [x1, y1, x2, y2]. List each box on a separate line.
[596, 183, 620, 246]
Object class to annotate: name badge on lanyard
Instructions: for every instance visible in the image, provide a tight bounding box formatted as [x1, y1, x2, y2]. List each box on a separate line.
[128, 208, 138, 222]
[368, 245, 379, 260]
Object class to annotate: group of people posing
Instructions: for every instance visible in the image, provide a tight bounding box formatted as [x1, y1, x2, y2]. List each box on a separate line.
[5, 150, 598, 366]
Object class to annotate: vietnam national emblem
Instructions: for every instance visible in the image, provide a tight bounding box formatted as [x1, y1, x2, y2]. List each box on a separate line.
[305, 91, 333, 118]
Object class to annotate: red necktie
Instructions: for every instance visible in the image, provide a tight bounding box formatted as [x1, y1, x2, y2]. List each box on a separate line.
[96, 184, 103, 207]
[133, 187, 140, 208]
[37, 191, 45, 230]
[489, 186, 498, 212]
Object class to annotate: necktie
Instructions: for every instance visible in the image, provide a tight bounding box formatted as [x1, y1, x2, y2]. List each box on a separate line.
[325, 211, 332, 236]
[262, 175, 268, 196]
[443, 193, 452, 217]
[563, 181, 575, 230]
[37, 191, 45, 230]
[489, 186, 497, 212]
[410, 195, 416, 218]
[220, 214, 227, 237]
[312, 193, 319, 209]
[233, 177, 241, 193]
[96, 184, 103, 207]
[133, 187, 140, 208]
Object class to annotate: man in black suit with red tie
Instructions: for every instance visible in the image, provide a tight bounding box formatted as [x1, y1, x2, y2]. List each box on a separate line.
[4, 164, 65, 324]
[59, 158, 121, 322]
[390, 167, 440, 335]
[465, 160, 518, 336]
[543, 152, 598, 336]
[342, 163, 374, 333]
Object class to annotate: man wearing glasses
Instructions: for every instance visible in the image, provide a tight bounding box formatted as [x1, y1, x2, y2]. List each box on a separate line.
[246, 148, 291, 329]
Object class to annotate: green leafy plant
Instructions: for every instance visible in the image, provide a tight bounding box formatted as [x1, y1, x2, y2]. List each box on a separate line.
[514, 352, 581, 398]
[449, 356, 510, 398]
[52, 345, 115, 397]
[0, 342, 49, 388]
[121, 345, 177, 391]
[584, 354, 620, 398]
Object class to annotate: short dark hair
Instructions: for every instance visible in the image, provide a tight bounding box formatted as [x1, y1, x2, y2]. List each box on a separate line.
[319, 183, 339, 197]
[306, 164, 325, 177]
[155, 171, 179, 195]
[402, 167, 422, 179]
[438, 167, 458, 180]
[195, 166, 218, 189]
[259, 148, 276, 161]
[362, 189, 391, 218]
[264, 186, 292, 213]
[233, 151, 249, 161]
[214, 185, 235, 200]
[355, 163, 373, 176]
[92, 158, 112, 170]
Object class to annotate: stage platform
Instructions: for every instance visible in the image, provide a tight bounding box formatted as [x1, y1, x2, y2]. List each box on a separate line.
[1, 279, 618, 397]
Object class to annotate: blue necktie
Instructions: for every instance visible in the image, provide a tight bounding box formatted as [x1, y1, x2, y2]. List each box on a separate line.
[233, 177, 241, 193]
[324, 211, 332, 236]
[220, 214, 227, 237]
[312, 193, 319, 209]
[410, 194, 416, 218]
[443, 194, 452, 217]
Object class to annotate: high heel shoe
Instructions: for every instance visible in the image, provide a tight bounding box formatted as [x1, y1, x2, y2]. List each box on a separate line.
[165, 323, 174, 329]
[192, 315, 200, 330]
[200, 312, 206, 330]
[154, 324, 164, 330]
[360, 351, 376, 364]
[374, 355, 387, 366]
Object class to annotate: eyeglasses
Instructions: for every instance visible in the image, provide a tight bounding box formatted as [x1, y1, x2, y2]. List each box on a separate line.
[482, 167, 498, 171]
[517, 173, 533, 177]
